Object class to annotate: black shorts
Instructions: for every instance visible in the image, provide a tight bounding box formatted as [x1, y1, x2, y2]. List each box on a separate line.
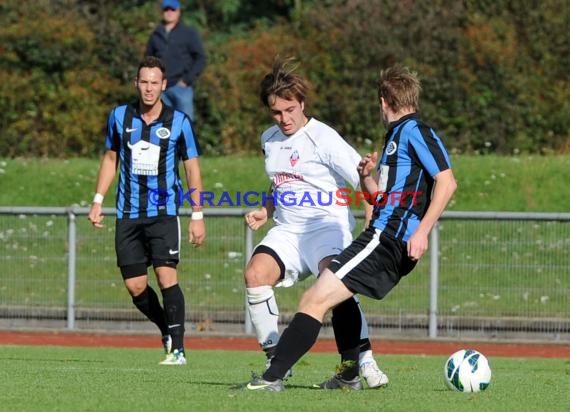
[115, 216, 180, 278]
[327, 227, 417, 300]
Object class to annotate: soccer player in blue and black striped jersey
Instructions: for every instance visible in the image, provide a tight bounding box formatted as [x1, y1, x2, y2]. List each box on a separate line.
[88, 56, 205, 366]
[241, 64, 457, 391]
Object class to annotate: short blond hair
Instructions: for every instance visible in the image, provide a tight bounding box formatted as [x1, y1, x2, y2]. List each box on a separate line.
[377, 64, 421, 112]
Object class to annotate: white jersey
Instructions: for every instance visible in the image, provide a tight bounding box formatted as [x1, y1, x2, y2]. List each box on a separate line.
[261, 117, 361, 232]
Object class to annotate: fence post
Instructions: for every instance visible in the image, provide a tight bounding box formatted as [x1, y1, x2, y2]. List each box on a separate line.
[244, 221, 254, 334]
[428, 223, 439, 338]
[66, 209, 77, 330]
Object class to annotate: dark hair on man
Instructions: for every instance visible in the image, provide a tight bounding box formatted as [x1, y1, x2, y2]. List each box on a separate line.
[260, 57, 309, 108]
[377, 64, 422, 113]
[138, 56, 166, 78]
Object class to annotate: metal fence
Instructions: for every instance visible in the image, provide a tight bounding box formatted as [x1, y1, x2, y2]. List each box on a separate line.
[0, 207, 568, 342]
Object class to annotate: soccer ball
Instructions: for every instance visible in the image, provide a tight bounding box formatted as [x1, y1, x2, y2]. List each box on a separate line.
[443, 349, 492, 393]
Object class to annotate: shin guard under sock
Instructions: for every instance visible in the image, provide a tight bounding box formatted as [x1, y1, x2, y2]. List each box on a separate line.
[331, 297, 362, 354]
[246, 286, 280, 350]
[132, 286, 168, 336]
[263, 312, 321, 381]
[161, 284, 185, 351]
[331, 297, 362, 380]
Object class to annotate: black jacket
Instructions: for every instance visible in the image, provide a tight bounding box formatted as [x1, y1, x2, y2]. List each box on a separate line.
[145, 21, 207, 88]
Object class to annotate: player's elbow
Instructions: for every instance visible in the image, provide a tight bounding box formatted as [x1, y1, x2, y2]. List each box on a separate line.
[449, 175, 458, 195]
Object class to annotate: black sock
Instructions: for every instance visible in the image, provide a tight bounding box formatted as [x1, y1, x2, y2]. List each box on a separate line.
[339, 347, 360, 380]
[331, 297, 362, 354]
[263, 312, 321, 381]
[264, 346, 277, 360]
[331, 297, 361, 380]
[359, 338, 372, 354]
[132, 286, 168, 336]
[161, 284, 185, 352]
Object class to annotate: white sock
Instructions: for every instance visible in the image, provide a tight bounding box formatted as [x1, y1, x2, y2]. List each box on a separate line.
[359, 349, 375, 366]
[353, 295, 370, 341]
[354, 296, 377, 367]
[247, 286, 280, 351]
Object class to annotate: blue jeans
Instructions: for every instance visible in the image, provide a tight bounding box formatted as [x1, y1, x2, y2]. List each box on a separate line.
[162, 84, 194, 120]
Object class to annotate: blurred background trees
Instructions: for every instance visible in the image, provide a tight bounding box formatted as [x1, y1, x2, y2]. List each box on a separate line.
[0, 0, 568, 157]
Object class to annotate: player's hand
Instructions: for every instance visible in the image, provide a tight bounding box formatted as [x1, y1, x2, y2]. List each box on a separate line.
[406, 230, 428, 261]
[189, 219, 206, 247]
[88, 203, 105, 228]
[245, 208, 268, 231]
[357, 152, 378, 178]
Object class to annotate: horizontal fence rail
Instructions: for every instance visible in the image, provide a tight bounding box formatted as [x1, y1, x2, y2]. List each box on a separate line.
[0, 207, 569, 342]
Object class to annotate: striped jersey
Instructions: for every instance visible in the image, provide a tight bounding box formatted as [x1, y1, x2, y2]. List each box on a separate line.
[372, 113, 451, 241]
[105, 103, 200, 219]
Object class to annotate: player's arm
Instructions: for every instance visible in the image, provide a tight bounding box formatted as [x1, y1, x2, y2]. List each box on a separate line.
[245, 184, 274, 231]
[407, 168, 457, 260]
[263, 185, 276, 218]
[358, 152, 379, 203]
[362, 200, 373, 229]
[88, 150, 118, 228]
[183, 157, 206, 247]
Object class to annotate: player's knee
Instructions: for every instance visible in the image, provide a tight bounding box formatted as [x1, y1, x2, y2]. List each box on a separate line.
[244, 265, 277, 287]
[298, 289, 327, 319]
[124, 278, 148, 297]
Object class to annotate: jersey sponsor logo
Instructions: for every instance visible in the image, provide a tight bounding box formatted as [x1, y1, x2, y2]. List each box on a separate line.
[289, 150, 300, 167]
[156, 127, 171, 140]
[272, 172, 304, 188]
[126, 127, 137, 133]
[127, 140, 160, 175]
[386, 141, 397, 155]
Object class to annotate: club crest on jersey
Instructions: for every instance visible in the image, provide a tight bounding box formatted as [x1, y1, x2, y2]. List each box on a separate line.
[156, 127, 171, 140]
[386, 141, 397, 155]
[290, 150, 300, 167]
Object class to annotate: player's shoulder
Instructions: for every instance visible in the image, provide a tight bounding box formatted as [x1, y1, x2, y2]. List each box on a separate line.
[113, 103, 130, 112]
[171, 107, 189, 122]
[261, 125, 283, 144]
[304, 118, 349, 152]
[400, 114, 428, 131]
[109, 104, 130, 121]
[306, 117, 338, 133]
[400, 115, 438, 141]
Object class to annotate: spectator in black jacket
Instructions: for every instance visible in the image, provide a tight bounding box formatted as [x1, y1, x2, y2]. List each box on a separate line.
[145, 0, 207, 120]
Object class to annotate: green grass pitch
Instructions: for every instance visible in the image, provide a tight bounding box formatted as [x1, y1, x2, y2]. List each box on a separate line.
[0, 345, 568, 412]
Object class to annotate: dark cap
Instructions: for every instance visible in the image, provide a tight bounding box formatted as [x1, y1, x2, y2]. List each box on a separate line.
[161, 0, 180, 10]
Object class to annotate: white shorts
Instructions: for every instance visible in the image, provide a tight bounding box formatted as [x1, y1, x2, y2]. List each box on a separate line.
[256, 222, 353, 288]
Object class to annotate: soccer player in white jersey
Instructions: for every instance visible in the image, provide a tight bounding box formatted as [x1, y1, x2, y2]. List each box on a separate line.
[242, 57, 387, 389]
[242, 64, 457, 393]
